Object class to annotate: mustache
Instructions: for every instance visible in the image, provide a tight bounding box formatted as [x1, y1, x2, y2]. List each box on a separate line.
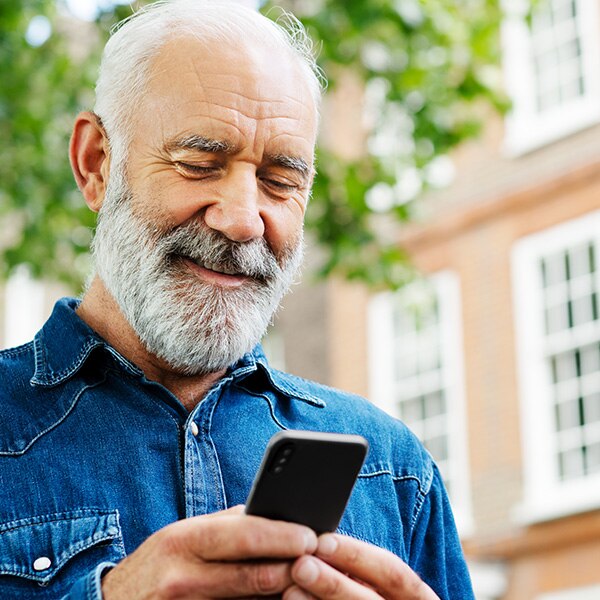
[157, 221, 285, 281]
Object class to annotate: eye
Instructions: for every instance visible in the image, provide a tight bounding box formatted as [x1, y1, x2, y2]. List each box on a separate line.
[260, 177, 298, 195]
[176, 162, 220, 177]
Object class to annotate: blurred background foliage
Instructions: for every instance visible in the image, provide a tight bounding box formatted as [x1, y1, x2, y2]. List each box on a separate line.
[0, 0, 510, 290]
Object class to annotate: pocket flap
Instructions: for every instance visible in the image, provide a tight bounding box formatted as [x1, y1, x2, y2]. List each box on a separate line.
[0, 508, 121, 584]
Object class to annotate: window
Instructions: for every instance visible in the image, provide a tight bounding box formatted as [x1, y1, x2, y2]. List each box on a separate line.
[2, 267, 45, 349]
[536, 584, 600, 600]
[368, 272, 473, 533]
[502, 0, 600, 154]
[512, 210, 600, 522]
[262, 327, 286, 372]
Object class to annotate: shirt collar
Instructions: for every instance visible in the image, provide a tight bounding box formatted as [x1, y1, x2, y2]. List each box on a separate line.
[32, 298, 325, 407]
[31, 297, 142, 387]
[229, 346, 325, 408]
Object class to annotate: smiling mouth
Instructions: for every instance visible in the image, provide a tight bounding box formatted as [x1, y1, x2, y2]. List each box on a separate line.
[174, 254, 259, 286]
[191, 258, 241, 276]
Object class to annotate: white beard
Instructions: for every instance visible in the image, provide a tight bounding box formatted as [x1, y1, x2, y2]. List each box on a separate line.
[91, 168, 304, 375]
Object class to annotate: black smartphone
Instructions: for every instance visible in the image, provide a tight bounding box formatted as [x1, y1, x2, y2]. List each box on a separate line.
[245, 430, 369, 534]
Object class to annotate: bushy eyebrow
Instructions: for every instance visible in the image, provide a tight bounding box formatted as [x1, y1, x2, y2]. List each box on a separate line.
[267, 154, 312, 181]
[164, 135, 237, 154]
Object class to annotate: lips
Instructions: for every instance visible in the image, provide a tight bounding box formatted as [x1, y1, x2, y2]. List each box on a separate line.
[192, 258, 241, 276]
[175, 254, 254, 282]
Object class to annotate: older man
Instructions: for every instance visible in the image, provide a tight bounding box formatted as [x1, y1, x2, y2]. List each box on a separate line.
[0, 1, 474, 599]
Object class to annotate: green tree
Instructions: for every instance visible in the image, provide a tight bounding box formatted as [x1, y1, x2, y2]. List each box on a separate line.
[0, 0, 509, 290]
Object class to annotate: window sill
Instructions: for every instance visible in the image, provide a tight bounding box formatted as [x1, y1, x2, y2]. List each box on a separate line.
[503, 105, 600, 157]
[513, 483, 600, 525]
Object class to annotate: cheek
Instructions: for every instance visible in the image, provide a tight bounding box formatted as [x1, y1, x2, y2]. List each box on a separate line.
[263, 203, 305, 256]
[130, 180, 202, 231]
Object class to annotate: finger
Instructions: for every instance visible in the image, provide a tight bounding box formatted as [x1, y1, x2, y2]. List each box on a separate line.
[315, 534, 438, 599]
[224, 504, 246, 515]
[192, 560, 294, 598]
[283, 584, 317, 600]
[291, 555, 382, 599]
[181, 513, 317, 561]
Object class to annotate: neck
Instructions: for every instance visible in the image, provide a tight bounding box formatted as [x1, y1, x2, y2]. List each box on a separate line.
[76, 276, 225, 411]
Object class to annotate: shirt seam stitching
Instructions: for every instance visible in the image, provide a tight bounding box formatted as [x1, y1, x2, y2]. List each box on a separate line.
[0, 374, 108, 456]
[234, 383, 288, 430]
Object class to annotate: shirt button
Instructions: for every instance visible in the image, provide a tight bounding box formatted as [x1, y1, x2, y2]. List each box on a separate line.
[33, 556, 52, 571]
[190, 422, 199, 437]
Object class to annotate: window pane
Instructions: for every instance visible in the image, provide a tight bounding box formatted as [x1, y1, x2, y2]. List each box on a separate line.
[559, 447, 585, 479]
[569, 244, 592, 278]
[555, 398, 582, 431]
[395, 347, 417, 379]
[580, 344, 600, 376]
[424, 391, 446, 418]
[585, 443, 600, 474]
[545, 302, 570, 333]
[583, 393, 600, 423]
[401, 396, 423, 423]
[554, 351, 578, 381]
[571, 295, 595, 327]
[426, 435, 448, 462]
[541, 253, 567, 287]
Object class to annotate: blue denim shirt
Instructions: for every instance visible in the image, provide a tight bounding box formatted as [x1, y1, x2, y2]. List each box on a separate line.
[0, 298, 474, 599]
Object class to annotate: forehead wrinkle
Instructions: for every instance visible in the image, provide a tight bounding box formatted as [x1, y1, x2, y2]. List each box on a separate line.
[201, 85, 315, 112]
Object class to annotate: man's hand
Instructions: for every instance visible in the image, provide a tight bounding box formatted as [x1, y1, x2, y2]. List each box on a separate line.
[283, 533, 439, 600]
[101, 506, 317, 599]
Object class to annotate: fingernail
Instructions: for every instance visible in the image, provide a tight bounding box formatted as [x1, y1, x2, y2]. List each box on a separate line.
[318, 534, 338, 556]
[304, 529, 318, 552]
[295, 557, 319, 585]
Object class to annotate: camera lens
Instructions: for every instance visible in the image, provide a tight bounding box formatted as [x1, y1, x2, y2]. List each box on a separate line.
[268, 443, 295, 474]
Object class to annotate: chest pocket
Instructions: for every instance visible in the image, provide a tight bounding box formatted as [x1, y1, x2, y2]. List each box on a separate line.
[0, 508, 125, 598]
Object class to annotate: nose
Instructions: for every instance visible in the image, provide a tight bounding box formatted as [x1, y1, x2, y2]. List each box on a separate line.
[203, 172, 265, 243]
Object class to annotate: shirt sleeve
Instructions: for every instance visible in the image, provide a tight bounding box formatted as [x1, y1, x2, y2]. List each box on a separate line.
[408, 464, 475, 600]
[60, 562, 116, 600]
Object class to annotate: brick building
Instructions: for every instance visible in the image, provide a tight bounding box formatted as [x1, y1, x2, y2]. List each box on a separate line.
[273, 0, 600, 597]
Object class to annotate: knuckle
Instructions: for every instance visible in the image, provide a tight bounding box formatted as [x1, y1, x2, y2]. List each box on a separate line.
[251, 563, 283, 594]
[321, 572, 343, 597]
[155, 565, 191, 598]
[344, 542, 362, 568]
[385, 560, 419, 593]
[152, 526, 183, 557]
[237, 525, 265, 555]
[235, 532, 256, 555]
[196, 522, 216, 556]
[385, 564, 406, 588]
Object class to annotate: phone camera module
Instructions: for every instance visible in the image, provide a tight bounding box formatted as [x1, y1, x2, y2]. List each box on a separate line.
[268, 443, 295, 474]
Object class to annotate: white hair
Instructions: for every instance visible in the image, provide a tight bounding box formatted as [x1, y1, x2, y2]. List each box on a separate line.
[94, 0, 325, 167]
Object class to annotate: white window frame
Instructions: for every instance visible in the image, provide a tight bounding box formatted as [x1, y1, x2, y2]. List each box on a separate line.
[3, 267, 45, 349]
[512, 210, 600, 523]
[537, 584, 600, 600]
[368, 271, 473, 535]
[262, 326, 286, 372]
[502, 0, 600, 155]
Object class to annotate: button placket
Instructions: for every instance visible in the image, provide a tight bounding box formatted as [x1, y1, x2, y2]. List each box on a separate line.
[183, 383, 228, 517]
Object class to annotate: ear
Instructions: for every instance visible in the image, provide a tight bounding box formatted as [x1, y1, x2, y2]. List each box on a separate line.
[69, 111, 112, 213]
